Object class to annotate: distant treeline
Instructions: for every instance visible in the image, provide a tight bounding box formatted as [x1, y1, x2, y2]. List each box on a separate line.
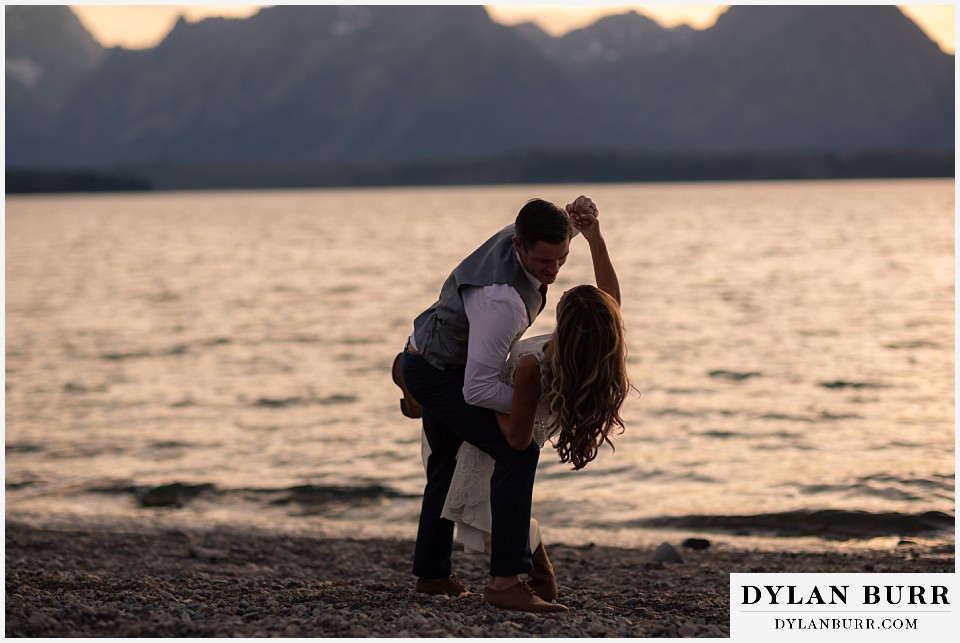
[8, 150, 954, 193]
[6, 169, 153, 194]
[135, 150, 959, 190]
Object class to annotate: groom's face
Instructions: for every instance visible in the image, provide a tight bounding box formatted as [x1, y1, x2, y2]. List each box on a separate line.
[514, 238, 570, 285]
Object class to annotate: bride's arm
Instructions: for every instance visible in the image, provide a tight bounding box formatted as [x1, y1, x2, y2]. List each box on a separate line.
[586, 231, 620, 306]
[568, 197, 621, 306]
[494, 354, 541, 451]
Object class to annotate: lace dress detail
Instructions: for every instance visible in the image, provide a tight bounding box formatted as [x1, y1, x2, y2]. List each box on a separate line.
[429, 334, 555, 554]
[499, 334, 555, 448]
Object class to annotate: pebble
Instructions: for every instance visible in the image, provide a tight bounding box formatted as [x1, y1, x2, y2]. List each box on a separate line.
[707, 624, 727, 636]
[4, 522, 953, 638]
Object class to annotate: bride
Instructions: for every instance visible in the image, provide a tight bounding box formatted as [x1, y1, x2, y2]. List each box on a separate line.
[424, 205, 632, 602]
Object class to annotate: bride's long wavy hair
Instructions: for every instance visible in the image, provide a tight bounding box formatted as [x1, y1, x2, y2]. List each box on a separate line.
[542, 285, 633, 470]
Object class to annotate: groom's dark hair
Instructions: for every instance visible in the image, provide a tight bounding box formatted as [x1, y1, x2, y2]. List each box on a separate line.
[515, 199, 572, 249]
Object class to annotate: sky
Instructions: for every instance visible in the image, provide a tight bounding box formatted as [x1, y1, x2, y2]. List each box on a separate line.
[67, 3, 956, 55]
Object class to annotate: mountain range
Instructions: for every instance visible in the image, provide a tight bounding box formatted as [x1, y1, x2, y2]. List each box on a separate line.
[5, 5, 954, 171]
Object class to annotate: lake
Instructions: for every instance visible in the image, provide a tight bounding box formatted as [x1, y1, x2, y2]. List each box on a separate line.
[4, 179, 954, 550]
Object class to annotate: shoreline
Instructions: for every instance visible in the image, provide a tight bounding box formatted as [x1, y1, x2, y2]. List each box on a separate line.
[6, 519, 954, 637]
[6, 507, 953, 556]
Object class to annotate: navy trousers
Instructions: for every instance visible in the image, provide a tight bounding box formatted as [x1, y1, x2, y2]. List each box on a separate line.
[401, 350, 539, 578]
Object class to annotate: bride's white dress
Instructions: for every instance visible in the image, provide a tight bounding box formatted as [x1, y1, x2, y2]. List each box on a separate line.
[420, 334, 554, 555]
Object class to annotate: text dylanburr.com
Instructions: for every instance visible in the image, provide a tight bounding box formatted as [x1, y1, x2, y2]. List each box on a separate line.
[730, 573, 957, 640]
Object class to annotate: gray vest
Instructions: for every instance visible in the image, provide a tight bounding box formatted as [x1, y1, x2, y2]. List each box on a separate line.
[413, 224, 544, 369]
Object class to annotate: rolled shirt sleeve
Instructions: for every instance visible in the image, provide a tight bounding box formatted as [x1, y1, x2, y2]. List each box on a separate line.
[461, 284, 530, 413]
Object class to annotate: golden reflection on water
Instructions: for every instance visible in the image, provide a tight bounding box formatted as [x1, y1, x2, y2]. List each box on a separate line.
[4, 180, 955, 543]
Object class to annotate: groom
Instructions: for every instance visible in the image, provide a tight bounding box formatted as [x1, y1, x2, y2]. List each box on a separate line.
[399, 196, 596, 613]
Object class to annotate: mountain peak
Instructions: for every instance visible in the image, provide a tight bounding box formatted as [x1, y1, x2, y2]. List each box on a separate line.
[5, 5, 104, 110]
[557, 9, 693, 61]
[711, 4, 945, 56]
[6, 6, 103, 67]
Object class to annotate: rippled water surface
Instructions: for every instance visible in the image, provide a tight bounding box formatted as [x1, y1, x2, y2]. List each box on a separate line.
[5, 180, 955, 547]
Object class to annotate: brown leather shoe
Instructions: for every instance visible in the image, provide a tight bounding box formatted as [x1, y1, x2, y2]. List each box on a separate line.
[482, 581, 568, 613]
[414, 573, 469, 596]
[392, 352, 422, 419]
[528, 542, 559, 601]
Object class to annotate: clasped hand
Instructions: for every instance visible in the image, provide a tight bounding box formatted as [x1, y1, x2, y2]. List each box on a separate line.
[565, 195, 602, 242]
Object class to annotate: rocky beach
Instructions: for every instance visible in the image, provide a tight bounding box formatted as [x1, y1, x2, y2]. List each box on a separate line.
[5, 520, 953, 637]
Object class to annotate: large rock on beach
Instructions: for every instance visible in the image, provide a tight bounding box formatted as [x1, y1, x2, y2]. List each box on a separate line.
[138, 483, 214, 507]
[651, 542, 684, 563]
[683, 538, 712, 550]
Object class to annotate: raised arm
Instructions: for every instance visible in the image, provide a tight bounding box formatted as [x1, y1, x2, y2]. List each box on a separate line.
[494, 354, 542, 451]
[566, 196, 621, 305]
